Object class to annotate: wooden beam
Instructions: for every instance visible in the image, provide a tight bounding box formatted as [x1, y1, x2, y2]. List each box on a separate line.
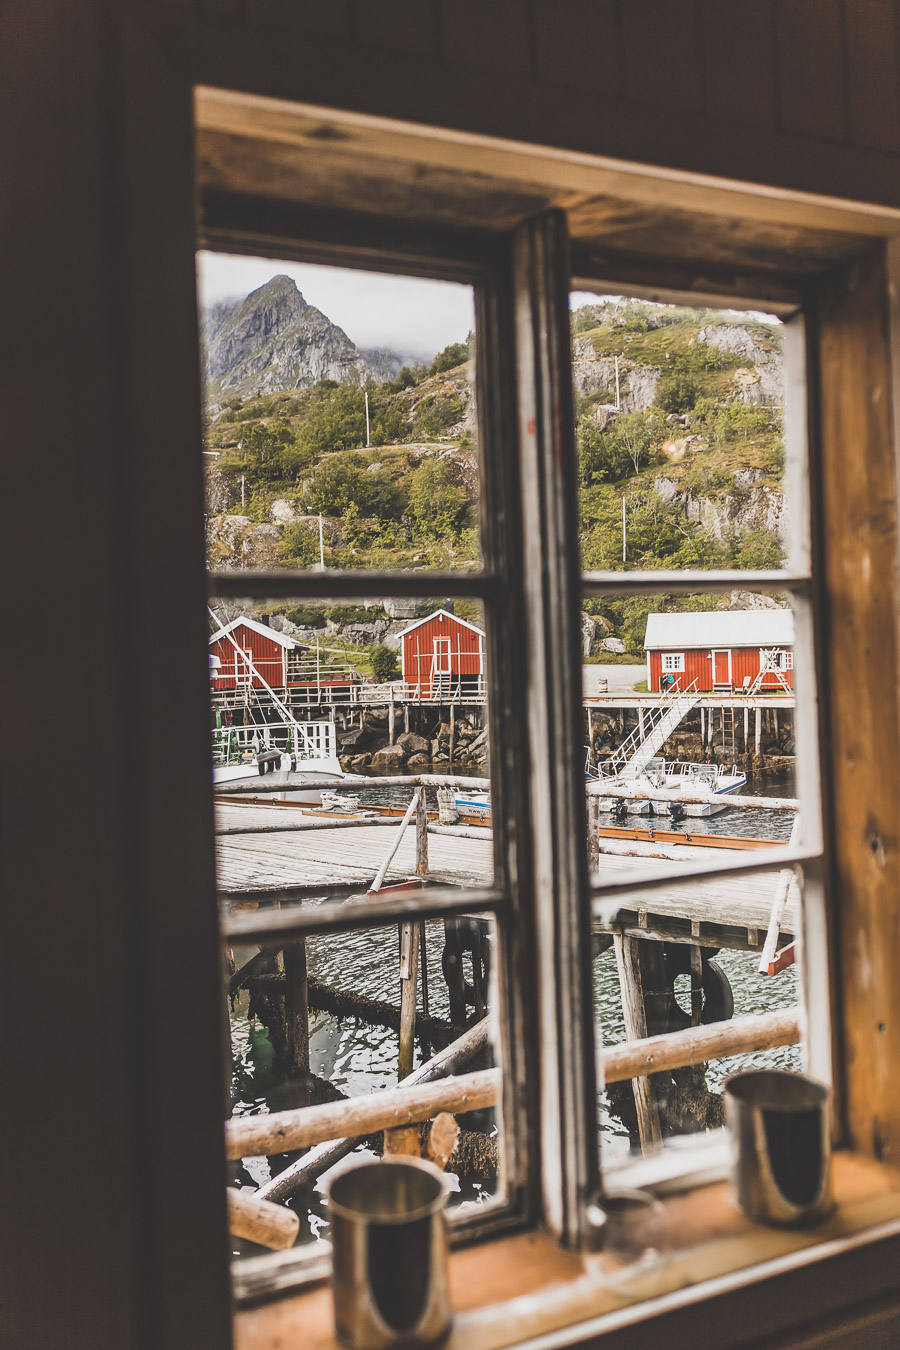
[255, 1016, 491, 1202]
[226, 1188, 299, 1252]
[602, 1010, 802, 1084]
[226, 1068, 500, 1160]
[816, 244, 900, 1160]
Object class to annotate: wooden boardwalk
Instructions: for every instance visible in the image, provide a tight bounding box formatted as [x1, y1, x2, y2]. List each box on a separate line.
[215, 801, 796, 947]
[215, 804, 492, 892]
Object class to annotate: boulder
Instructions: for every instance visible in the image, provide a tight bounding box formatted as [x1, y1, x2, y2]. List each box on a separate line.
[397, 731, 430, 756]
[601, 637, 626, 655]
[406, 753, 432, 770]
[370, 744, 408, 772]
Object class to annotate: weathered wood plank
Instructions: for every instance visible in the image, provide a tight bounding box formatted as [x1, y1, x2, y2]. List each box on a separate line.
[816, 244, 900, 1161]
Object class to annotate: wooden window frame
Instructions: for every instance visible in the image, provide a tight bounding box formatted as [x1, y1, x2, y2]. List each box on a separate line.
[190, 100, 900, 1341]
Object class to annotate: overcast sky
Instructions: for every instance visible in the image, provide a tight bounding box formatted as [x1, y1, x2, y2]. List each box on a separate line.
[197, 251, 478, 362]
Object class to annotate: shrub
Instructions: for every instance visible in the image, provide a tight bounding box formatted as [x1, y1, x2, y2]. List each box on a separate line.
[408, 459, 472, 538]
[370, 644, 400, 682]
[279, 520, 319, 566]
[429, 339, 471, 375]
[655, 370, 700, 414]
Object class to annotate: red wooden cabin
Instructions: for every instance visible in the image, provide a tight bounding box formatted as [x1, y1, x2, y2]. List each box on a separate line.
[209, 615, 357, 700]
[398, 609, 485, 698]
[644, 610, 795, 694]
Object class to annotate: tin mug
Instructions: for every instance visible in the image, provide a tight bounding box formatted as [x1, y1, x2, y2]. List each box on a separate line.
[326, 1156, 452, 1350]
[724, 1069, 834, 1227]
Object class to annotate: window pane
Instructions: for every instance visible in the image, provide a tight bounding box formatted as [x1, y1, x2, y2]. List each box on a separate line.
[584, 589, 798, 863]
[570, 293, 798, 574]
[226, 919, 504, 1258]
[199, 253, 481, 572]
[209, 594, 495, 898]
[593, 870, 805, 1164]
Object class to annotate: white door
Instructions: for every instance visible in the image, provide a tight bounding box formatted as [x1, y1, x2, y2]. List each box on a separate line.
[712, 649, 732, 685]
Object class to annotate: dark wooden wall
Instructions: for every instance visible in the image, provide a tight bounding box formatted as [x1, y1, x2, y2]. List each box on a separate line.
[182, 0, 900, 208]
[3, 3, 900, 1350]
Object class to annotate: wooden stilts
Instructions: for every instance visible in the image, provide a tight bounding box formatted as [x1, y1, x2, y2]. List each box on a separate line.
[755, 707, 762, 755]
[613, 933, 662, 1154]
[448, 703, 456, 765]
[700, 706, 706, 746]
[690, 944, 703, 1027]
[388, 696, 395, 746]
[404, 706, 409, 734]
[283, 940, 310, 1075]
[744, 705, 749, 751]
[416, 790, 428, 878]
[638, 707, 645, 739]
[774, 708, 780, 739]
[587, 793, 600, 873]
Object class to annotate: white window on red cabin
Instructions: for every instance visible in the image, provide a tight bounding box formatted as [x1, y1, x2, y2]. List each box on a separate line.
[661, 652, 685, 672]
[762, 648, 793, 671]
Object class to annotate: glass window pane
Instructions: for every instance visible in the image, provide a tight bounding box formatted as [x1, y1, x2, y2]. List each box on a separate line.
[209, 594, 495, 899]
[227, 919, 504, 1259]
[593, 870, 805, 1165]
[570, 293, 797, 574]
[584, 588, 800, 869]
[198, 253, 481, 572]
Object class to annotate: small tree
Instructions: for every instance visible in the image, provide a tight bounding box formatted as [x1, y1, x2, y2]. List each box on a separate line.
[371, 644, 400, 682]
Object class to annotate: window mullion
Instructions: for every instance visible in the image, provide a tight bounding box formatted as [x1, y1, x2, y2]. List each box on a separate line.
[513, 209, 599, 1246]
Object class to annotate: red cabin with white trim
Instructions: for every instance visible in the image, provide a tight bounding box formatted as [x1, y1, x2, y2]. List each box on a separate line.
[644, 610, 795, 694]
[209, 615, 357, 699]
[398, 609, 485, 699]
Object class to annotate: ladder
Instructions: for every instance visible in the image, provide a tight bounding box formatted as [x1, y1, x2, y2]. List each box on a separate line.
[601, 679, 701, 779]
[722, 705, 736, 760]
[747, 649, 792, 696]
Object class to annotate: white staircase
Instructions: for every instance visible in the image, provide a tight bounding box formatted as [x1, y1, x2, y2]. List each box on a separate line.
[601, 680, 701, 779]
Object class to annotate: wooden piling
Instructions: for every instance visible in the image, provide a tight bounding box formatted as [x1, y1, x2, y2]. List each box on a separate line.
[448, 703, 456, 765]
[700, 706, 706, 747]
[416, 792, 428, 878]
[283, 940, 310, 1075]
[587, 793, 600, 873]
[690, 944, 703, 1027]
[613, 933, 662, 1154]
[388, 695, 395, 746]
[397, 923, 420, 1080]
[755, 706, 762, 755]
[744, 705, 750, 751]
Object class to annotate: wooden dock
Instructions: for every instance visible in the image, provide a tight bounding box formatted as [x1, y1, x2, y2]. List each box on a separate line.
[215, 800, 797, 950]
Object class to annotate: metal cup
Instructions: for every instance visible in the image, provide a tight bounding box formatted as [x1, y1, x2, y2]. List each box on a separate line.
[326, 1157, 452, 1350]
[724, 1069, 834, 1227]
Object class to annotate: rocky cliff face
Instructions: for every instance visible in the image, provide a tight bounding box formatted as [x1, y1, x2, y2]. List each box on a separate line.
[203, 275, 378, 401]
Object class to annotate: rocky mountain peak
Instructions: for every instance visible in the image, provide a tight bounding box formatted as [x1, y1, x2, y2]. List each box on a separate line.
[202, 274, 376, 403]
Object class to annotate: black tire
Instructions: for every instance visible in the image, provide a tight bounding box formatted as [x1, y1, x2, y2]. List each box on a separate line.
[701, 958, 734, 1025]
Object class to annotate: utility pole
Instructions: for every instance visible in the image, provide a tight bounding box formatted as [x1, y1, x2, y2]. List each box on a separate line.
[622, 496, 626, 564]
[318, 512, 325, 569]
[364, 391, 371, 447]
[615, 354, 621, 410]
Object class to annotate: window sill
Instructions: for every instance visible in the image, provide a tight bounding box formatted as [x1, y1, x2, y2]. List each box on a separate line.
[234, 1153, 900, 1350]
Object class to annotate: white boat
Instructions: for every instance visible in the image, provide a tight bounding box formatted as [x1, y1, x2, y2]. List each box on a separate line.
[212, 716, 344, 793]
[599, 757, 746, 818]
[453, 790, 491, 818]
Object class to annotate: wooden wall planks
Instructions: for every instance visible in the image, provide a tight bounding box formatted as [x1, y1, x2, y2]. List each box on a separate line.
[698, 0, 779, 132]
[844, 0, 900, 155]
[775, 0, 849, 141]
